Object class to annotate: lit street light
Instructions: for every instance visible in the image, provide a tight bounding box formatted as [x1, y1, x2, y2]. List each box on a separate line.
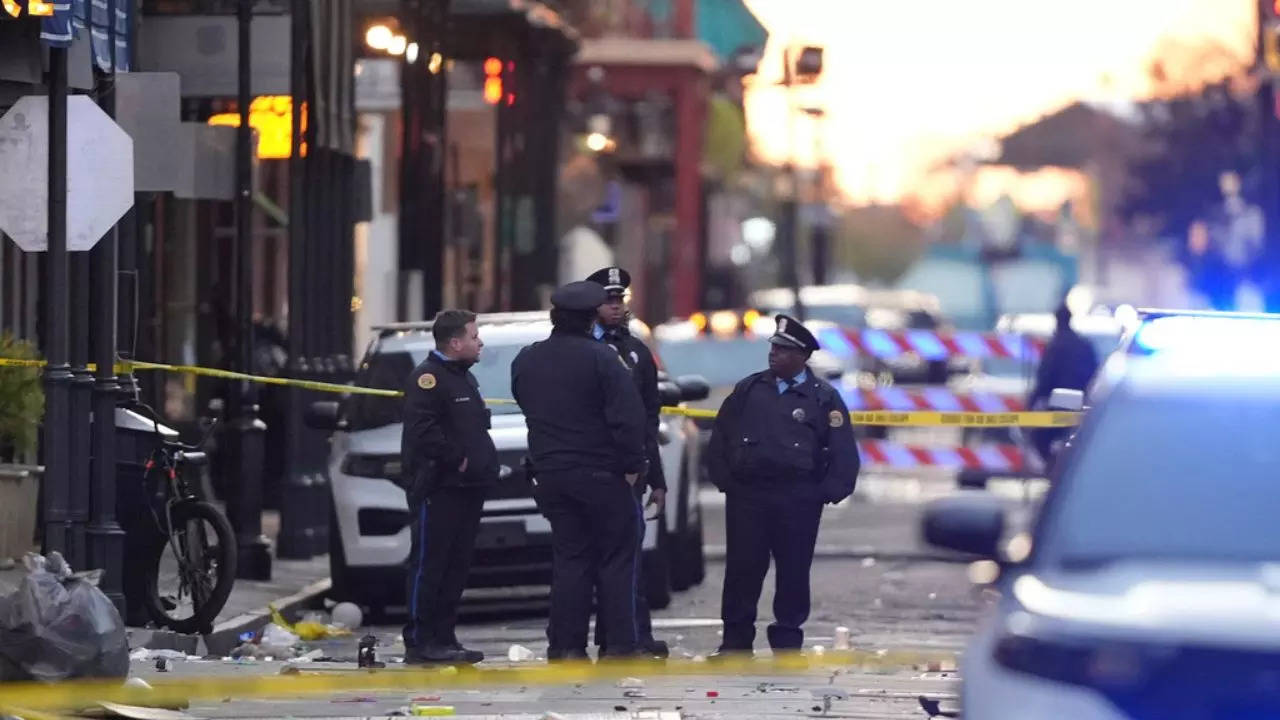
[365, 24, 392, 51]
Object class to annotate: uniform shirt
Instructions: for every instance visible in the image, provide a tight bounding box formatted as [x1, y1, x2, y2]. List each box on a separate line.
[707, 368, 860, 504]
[511, 328, 647, 476]
[776, 370, 806, 394]
[399, 352, 499, 501]
[597, 323, 667, 491]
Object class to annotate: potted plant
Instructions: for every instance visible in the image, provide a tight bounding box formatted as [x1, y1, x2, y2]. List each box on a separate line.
[0, 333, 44, 562]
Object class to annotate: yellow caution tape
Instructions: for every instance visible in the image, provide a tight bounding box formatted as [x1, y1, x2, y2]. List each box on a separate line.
[0, 357, 1081, 427]
[0, 651, 956, 712]
[850, 410, 1080, 428]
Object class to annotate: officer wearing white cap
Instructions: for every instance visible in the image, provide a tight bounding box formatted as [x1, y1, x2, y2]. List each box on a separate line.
[706, 314, 861, 657]
[585, 266, 668, 658]
[511, 281, 649, 660]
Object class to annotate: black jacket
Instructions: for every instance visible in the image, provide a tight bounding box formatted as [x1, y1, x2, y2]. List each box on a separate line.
[399, 353, 498, 501]
[511, 329, 647, 476]
[1028, 328, 1099, 409]
[600, 325, 667, 490]
[707, 368, 860, 504]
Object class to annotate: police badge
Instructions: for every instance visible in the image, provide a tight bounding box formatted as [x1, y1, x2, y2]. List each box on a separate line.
[792, 408, 806, 422]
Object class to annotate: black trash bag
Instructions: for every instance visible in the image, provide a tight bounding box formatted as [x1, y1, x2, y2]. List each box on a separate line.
[0, 552, 129, 683]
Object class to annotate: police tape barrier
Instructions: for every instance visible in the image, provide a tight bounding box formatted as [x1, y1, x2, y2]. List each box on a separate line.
[0, 357, 1079, 427]
[0, 651, 958, 713]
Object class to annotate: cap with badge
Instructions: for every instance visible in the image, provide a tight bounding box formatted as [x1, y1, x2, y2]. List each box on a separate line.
[551, 281, 608, 312]
[585, 266, 631, 298]
[768, 314, 819, 354]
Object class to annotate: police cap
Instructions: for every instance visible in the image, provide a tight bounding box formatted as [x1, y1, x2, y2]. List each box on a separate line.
[769, 314, 819, 354]
[586, 266, 631, 297]
[551, 281, 608, 311]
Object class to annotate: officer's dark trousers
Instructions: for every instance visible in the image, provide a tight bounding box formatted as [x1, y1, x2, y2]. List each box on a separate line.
[403, 486, 486, 650]
[720, 484, 823, 651]
[535, 470, 641, 657]
[594, 482, 653, 652]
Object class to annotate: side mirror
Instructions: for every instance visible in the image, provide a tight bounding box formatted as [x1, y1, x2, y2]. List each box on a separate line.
[921, 493, 1005, 558]
[675, 374, 710, 402]
[1048, 388, 1084, 412]
[304, 400, 344, 431]
[657, 381, 682, 407]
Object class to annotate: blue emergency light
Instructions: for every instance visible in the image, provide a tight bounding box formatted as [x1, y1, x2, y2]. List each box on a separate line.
[1132, 313, 1280, 355]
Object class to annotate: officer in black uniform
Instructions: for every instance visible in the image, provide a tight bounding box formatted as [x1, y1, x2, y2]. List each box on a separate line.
[511, 281, 648, 661]
[585, 266, 669, 658]
[399, 309, 498, 665]
[707, 314, 861, 655]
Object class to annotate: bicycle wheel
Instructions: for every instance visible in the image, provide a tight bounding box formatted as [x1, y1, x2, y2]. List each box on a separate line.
[143, 501, 238, 635]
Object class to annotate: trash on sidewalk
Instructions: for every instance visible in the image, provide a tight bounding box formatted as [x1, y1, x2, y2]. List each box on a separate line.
[128, 649, 193, 662]
[507, 644, 535, 662]
[268, 604, 351, 642]
[833, 626, 851, 651]
[82, 701, 196, 720]
[331, 602, 363, 630]
[260, 622, 300, 648]
[0, 552, 129, 683]
[617, 677, 645, 689]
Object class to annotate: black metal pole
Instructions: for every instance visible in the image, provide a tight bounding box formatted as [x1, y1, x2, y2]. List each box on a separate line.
[41, 46, 72, 559]
[278, 0, 314, 560]
[88, 0, 126, 617]
[68, 244, 91, 572]
[228, 0, 273, 580]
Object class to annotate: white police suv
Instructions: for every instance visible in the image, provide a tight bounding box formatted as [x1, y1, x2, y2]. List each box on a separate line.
[924, 310, 1280, 719]
[308, 312, 709, 616]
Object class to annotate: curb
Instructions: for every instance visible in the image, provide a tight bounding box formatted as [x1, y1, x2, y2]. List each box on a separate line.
[704, 545, 970, 564]
[203, 577, 332, 657]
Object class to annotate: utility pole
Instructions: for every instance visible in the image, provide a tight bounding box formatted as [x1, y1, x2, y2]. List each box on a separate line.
[778, 45, 823, 320]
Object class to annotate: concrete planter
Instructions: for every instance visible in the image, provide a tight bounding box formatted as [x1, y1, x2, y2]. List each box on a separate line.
[0, 464, 40, 562]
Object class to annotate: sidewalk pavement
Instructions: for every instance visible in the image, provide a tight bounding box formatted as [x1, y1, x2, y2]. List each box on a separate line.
[0, 510, 337, 656]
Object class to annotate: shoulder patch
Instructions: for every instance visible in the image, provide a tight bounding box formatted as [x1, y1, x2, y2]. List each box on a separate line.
[828, 410, 845, 428]
[417, 373, 437, 390]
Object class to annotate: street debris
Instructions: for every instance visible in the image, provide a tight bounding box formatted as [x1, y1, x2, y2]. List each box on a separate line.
[90, 701, 196, 720]
[408, 705, 455, 716]
[153, 658, 168, 673]
[331, 601, 363, 630]
[260, 622, 300, 648]
[507, 644, 536, 662]
[0, 552, 128, 682]
[918, 695, 960, 718]
[617, 677, 645, 689]
[358, 634, 385, 669]
[812, 689, 849, 716]
[268, 604, 351, 642]
[860, 557, 876, 568]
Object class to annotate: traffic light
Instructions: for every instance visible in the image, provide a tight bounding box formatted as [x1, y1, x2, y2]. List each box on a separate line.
[483, 56, 503, 105]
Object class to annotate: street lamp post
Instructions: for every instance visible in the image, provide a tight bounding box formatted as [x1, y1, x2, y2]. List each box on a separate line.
[41, 45, 73, 560]
[227, 0, 273, 581]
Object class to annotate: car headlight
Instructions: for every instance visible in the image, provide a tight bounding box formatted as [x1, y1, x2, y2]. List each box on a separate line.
[341, 454, 402, 480]
[993, 612, 1171, 690]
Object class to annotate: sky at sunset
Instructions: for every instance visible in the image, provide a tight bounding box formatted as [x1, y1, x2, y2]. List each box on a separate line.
[741, 0, 1256, 206]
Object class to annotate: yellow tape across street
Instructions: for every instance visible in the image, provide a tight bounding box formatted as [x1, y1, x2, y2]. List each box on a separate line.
[0, 651, 956, 713]
[0, 356, 1080, 427]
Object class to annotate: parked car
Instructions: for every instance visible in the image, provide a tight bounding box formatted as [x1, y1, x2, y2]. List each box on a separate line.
[308, 312, 710, 616]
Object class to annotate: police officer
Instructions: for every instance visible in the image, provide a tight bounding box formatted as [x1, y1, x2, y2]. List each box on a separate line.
[1027, 302, 1099, 466]
[707, 315, 861, 656]
[585, 266, 668, 658]
[511, 281, 648, 661]
[399, 309, 498, 665]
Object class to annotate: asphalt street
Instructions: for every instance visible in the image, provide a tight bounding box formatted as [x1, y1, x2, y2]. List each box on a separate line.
[114, 471, 1019, 719]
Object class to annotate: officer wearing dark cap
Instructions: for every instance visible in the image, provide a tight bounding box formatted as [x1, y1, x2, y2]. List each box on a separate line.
[511, 281, 649, 660]
[706, 314, 861, 656]
[585, 266, 668, 658]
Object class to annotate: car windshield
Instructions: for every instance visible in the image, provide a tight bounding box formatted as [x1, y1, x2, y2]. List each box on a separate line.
[657, 336, 769, 388]
[1042, 391, 1280, 566]
[345, 341, 529, 430]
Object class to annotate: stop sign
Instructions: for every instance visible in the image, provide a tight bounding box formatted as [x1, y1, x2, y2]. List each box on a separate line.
[0, 95, 135, 252]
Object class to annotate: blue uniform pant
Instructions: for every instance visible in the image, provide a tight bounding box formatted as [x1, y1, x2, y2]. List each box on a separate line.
[402, 486, 486, 650]
[534, 470, 641, 657]
[720, 484, 823, 651]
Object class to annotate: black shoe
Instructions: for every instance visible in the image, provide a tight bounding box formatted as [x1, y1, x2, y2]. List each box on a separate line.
[546, 647, 589, 663]
[643, 640, 670, 659]
[405, 644, 484, 666]
[707, 647, 753, 663]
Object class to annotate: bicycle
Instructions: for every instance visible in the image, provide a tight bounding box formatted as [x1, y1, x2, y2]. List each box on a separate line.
[129, 402, 237, 635]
